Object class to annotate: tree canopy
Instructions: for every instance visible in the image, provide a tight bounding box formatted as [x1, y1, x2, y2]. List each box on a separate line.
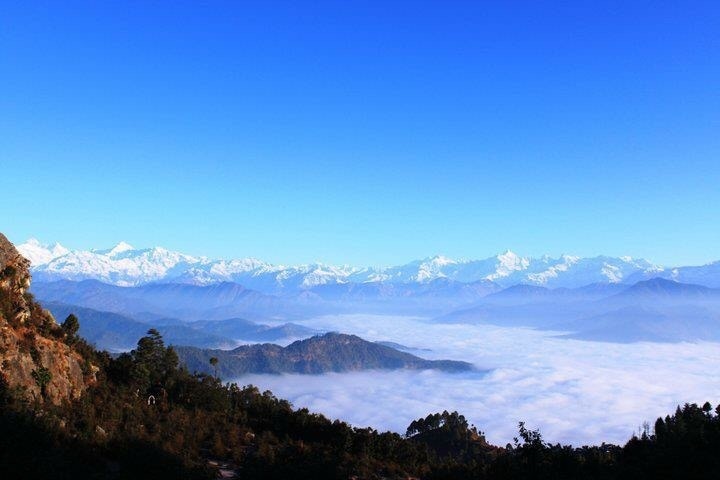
[2, 326, 720, 479]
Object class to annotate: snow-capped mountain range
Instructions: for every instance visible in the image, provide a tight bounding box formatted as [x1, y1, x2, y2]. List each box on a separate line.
[17, 238, 720, 291]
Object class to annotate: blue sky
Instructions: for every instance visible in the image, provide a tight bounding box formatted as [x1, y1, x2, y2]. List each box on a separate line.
[1, 1, 719, 266]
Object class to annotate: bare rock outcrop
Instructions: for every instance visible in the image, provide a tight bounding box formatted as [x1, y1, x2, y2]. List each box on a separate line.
[0, 232, 94, 404]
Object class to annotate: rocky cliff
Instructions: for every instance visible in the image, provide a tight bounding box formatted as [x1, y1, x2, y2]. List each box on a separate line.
[0, 232, 94, 404]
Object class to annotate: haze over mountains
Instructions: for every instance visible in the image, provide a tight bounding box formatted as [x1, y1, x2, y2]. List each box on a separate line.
[41, 301, 316, 352]
[7, 233, 720, 448]
[440, 278, 720, 343]
[18, 238, 720, 347]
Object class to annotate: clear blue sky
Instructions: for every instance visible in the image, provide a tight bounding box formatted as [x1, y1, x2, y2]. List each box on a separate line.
[2, 1, 719, 266]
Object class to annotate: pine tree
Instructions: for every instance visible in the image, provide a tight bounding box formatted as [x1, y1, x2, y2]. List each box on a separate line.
[209, 357, 219, 379]
[61, 314, 80, 344]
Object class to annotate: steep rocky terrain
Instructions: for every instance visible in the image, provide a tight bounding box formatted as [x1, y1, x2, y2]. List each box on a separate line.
[0, 233, 94, 404]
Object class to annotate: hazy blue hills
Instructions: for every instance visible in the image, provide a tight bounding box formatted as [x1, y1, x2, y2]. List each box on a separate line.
[439, 278, 720, 342]
[607, 278, 720, 304]
[32, 274, 720, 345]
[557, 305, 720, 343]
[187, 318, 315, 342]
[482, 282, 631, 304]
[308, 278, 499, 308]
[32, 279, 304, 321]
[482, 284, 555, 303]
[175, 332, 473, 378]
[374, 340, 432, 352]
[34, 280, 161, 316]
[294, 278, 502, 316]
[625, 260, 720, 288]
[435, 287, 600, 327]
[43, 302, 233, 351]
[43, 302, 317, 352]
[30, 277, 501, 319]
[571, 282, 628, 298]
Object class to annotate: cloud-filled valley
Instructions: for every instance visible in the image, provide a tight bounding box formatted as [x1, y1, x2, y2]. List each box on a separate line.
[7, 4, 720, 476]
[235, 315, 720, 446]
[22, 238, 720, 448]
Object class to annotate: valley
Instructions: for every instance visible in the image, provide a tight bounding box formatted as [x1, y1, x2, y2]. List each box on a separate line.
[18, 239, 720, 447]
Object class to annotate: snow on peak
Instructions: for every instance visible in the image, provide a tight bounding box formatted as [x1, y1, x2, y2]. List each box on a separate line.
[19, 237, 701, 290]
[428, 255, 456, 266]
[410, 255, 457, 282]
[50, 242, 69, 254]
[497, 250, 525, 266]
[108, 241, 135, 256]
[17, 238, 69, 266]
[601, 263, 623, 283]
[526, 255, 581, 284]
[486, 250, 530, 280]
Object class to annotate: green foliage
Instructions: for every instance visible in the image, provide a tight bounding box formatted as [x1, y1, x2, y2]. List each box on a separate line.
[176, 333, 471, 378]
[621, 402, 720, 479]
[129, 329, 179, 390]
[61, 313, 80, 344]
[3, 326, 720, 479]
[31, 367, 52, 395]
[406, 411, 488, 463]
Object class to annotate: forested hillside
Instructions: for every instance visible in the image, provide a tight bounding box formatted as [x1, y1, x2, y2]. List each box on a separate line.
[3, 233, 720, 479]
[175, 332, 473, 377]
[2, 325, 720, 479]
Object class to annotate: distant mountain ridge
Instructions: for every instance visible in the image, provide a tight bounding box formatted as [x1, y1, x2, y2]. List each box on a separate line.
[439, 277, 720, 343]
[175, 332, 473, 378]
[43, 302, 234, 352]
[20, 237, 719, 290]
[30, 279, 300, 321]
[609, 277, 720, 301]
[42, 302, 316, 352]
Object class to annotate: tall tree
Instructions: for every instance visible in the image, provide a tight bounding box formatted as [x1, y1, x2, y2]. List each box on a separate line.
[130, 329, 178, 390]
[209, 357, 219, 379]
[61, 314, 80, 345]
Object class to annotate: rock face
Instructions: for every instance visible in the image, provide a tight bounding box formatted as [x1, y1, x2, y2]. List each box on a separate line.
[0, 233, 94, 404]
[0, 234, 32, 325]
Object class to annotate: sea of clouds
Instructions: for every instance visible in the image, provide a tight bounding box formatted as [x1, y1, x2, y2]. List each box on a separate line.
[233, 314, 720, 446]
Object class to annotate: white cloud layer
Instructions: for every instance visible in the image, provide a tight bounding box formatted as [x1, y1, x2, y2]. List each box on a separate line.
[233, 315, 720, 446]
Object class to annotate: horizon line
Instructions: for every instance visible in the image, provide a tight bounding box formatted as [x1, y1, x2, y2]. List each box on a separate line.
[15, 236, 719, 270]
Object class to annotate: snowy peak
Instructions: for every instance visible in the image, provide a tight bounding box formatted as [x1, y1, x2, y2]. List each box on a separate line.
[108, 241, 135, 256]
[427, 255, 456, 267]
[19, 237, 720, 290]
[410, 255, 458, 282]
[22, 240, 202, 287]
[25, 238, 42, 247]
[93, 241, 137, 257]
[17, 238, 69, 266]
[488, 250, 530, 280]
